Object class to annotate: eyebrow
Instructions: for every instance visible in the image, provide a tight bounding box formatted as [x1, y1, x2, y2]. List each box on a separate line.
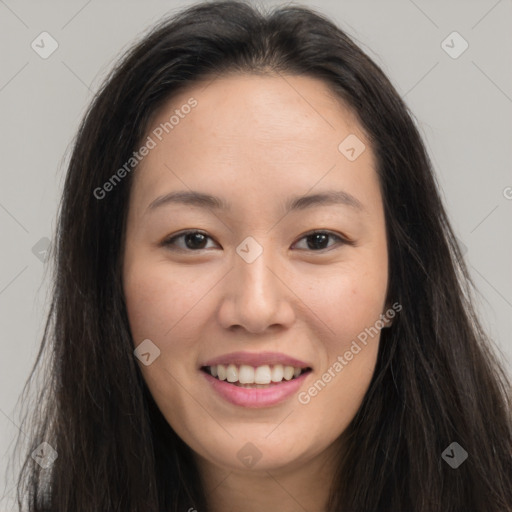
[145, 189, 364, 214]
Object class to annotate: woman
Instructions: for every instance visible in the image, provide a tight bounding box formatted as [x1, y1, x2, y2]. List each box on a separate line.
[14, 1, 512, 510]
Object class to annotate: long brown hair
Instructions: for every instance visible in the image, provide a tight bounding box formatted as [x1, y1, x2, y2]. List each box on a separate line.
[13, 1, 512, 510]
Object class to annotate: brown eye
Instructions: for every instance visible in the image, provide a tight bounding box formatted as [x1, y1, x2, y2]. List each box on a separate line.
[163, 229, 351, 253]
[292, 231, 349, 251]
[163, 230, 218, 251]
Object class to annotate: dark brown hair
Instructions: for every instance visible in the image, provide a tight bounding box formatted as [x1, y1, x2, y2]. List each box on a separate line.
[13, 1, 512, 510]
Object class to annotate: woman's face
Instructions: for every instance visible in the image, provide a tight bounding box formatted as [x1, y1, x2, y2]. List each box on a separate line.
[122, 74, 389, 474]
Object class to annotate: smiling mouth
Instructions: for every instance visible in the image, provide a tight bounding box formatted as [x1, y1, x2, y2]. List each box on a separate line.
[201, 364, 312, 388]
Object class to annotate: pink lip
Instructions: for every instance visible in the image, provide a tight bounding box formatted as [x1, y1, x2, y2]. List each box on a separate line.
[200, 351, 311, 369]
[201, 370, 311, 408]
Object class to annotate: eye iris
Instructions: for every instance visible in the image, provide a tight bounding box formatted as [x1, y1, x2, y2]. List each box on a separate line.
[177, 232, 336, 250]
[185, 232, 207, 249]
[307, 233, 329, 250]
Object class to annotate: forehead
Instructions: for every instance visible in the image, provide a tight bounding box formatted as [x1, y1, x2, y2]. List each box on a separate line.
[130, 73, 378, 216]
[147, 72, 364, 151]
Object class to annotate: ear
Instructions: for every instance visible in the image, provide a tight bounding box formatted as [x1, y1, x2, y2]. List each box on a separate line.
[381, 301, 397, 328]
[382, 315, 393, 328]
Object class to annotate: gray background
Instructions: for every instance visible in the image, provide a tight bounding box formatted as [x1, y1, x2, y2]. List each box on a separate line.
[1, 0, 511, 508]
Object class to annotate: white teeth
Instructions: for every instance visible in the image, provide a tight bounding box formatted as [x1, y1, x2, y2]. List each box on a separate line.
[271, 364, 284, 382]
[226, 364, 238, 383]
[238, 364, 254, 384]
[207, 363, 307, 384]
[283, 365, 295, 380]
[217, 364, 227, 381]
[254, 365, 272, 384]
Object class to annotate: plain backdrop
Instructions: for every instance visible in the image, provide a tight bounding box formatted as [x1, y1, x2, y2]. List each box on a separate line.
[1, 0, 511, 508]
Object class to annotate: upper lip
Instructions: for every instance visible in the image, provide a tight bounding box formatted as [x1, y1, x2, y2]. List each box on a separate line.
[201, 351, 312, 369]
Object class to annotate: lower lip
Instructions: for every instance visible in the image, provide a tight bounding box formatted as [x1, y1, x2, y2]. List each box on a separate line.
[201, 370, 311, 408]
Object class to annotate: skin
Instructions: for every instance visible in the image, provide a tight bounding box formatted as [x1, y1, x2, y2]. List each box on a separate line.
[122, 73, 389, 512]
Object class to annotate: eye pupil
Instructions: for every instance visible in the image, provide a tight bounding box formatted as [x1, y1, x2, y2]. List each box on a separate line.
[185, 232, 207, 249]
[307, 233, 329, 250]
[167, 230, 341, 252]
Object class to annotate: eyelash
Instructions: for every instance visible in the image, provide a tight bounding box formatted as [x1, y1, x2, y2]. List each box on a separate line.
[162, 229, 352, 252]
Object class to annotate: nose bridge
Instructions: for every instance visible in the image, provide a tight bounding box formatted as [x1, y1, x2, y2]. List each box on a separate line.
[218, 236, 294, 332]
[235, 239, 279, 306]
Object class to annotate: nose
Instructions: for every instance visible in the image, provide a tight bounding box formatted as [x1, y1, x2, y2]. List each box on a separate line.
[217, 246, 295, 334]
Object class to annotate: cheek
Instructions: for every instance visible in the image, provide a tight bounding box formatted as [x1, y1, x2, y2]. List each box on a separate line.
[123, 267, 170, 343]
[296, 259, 386, 405]
[122, 259, 208, 421]
[295, 280, 383, 438]
[300, 260, 388, 347]
[123, 259, 209, 343]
